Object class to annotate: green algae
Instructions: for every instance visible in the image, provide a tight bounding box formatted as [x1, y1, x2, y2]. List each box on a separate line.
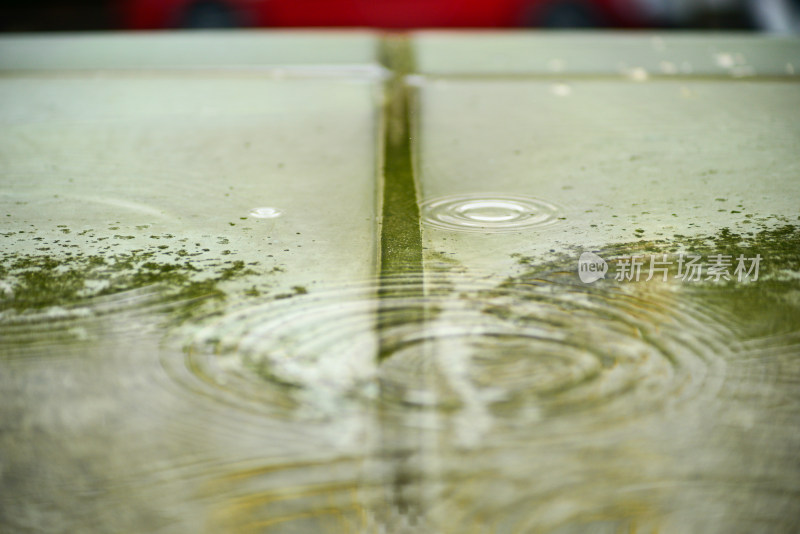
[375, 36, 427, 364]
[378, 36, 423, 278]
[0, 250, 263, 314]
[510, 223, 799, 276]
[506, 223, 800, 339]
[273, 285, 309, 300]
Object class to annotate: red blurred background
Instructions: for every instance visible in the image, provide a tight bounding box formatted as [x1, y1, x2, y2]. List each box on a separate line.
[122, 0, 648, 30]
[1, 0, 798, 32]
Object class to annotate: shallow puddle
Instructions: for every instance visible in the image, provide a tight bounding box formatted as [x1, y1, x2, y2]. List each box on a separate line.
[1, 33, 799, 533]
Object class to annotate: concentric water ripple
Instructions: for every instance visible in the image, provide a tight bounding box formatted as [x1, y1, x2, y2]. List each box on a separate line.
[419, 194, 562, 232]
[0, 287, 177, 359]
[183, 272, 730, 423]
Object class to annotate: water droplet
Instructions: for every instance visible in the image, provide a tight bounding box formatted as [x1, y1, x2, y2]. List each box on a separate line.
[249, 207, 283, 219]
[628, 67, 649, 82]
[715, 53, 735, 69]
[550, 83, 572, 97]
[420, 194, 562, 232]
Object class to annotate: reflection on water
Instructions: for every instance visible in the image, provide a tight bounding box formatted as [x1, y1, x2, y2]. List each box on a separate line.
[3, 239, 799, 532]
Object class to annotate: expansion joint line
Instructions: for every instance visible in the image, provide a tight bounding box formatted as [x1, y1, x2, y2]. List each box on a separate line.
[377, 36, 426, 366]
[378, 36, 423, 283]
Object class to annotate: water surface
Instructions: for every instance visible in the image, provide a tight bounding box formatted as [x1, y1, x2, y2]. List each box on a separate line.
[1, 33, 800, 534]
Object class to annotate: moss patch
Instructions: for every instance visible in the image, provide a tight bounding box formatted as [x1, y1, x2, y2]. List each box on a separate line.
[509, 223, 800, 339]
[0, 251, 262, 314]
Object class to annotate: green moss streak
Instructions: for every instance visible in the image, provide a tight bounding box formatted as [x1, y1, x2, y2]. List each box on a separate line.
[377, 37, 426, 366]
[379, 37, 423, 279]
[510, 224, 800, 339]
[0, 251, 262, 313]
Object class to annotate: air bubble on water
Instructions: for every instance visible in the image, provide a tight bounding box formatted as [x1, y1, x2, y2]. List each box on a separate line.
[249, 207, 283, 219]
[550, 83, 572, 97]
[715, 53, 735, 69]
[628, 68, 649, 82]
